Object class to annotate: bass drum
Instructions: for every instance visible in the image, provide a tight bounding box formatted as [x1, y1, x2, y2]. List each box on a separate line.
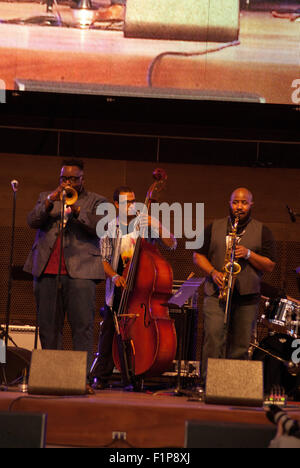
[252, 333, 300, 399]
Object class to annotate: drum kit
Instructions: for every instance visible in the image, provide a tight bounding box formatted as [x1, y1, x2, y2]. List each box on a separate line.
[262, 296, 300, 338]
[251, 207, 300, 400]
[251, 275, 300, 400]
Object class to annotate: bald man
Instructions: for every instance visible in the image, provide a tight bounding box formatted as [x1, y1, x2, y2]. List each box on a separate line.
[194, 187, 276, 386]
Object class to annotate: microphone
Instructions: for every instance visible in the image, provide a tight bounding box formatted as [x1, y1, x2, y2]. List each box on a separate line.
[286, 205, 296, 223]
[11, 180, 19, 193]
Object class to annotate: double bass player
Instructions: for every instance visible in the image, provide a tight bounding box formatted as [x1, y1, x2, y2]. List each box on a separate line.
[93, 184, 177, 390]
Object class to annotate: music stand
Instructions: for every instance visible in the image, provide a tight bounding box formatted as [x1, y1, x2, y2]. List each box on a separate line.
[159, 277, 205, 397]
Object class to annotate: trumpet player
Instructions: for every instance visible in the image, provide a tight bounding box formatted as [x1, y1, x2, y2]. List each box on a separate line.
[24, 159, 107, 374]
[193, 187, 276, 386]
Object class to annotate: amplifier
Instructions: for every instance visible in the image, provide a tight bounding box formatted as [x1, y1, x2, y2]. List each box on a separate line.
[1, 325, 41, 351]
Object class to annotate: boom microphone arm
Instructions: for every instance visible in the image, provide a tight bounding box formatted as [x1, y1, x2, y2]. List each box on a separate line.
[286, 205, 300, 223]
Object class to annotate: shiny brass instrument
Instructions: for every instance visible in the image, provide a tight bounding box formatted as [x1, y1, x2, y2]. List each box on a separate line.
[59, 186, 78, 229]
[218, 215, 241, 304]
[60, 185, 78, 205]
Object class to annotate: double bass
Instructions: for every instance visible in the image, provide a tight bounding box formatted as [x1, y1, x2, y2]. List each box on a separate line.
[112, 169, 177, 385]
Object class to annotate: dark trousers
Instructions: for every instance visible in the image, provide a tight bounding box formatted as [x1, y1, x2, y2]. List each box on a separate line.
[33, 275, 97, 372]
[93, 305, 115, 381]
[201, 295, 259, 384]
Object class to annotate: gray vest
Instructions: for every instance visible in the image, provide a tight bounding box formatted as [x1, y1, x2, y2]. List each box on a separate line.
[205, 217, 263, 296]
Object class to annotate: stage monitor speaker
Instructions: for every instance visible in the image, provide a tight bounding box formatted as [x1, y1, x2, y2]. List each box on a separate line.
[28, 349, 87, 396]
[205, 358, 264, 407]
[185, 420, 276, 448]
[124, 0, 240, 42]
[0, 411, 47, 448]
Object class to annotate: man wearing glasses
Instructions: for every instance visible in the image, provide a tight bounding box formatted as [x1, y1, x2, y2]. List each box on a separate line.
[92, 185, 177, 390]
[24, 159, 107, 375]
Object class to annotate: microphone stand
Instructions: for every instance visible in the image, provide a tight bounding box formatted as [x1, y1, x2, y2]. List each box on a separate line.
[1, 184, 18, 389]
[52, 191, 66, 350]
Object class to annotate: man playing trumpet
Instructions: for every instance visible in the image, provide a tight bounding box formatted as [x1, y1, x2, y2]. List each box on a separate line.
[24, 159, 107, 374]
[193, 187, 276, 386]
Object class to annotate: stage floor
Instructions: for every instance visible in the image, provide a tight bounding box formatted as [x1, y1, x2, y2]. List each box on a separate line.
[0, 5, 299, 104]
[1, 383, 300, 448]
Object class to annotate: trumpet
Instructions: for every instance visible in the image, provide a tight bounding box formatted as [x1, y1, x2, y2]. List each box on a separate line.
[218, 215, 241, 304]
[60, 185, 78, 206]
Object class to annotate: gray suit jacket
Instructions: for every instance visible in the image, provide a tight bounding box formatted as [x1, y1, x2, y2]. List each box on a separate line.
[24, 189, 107, 280]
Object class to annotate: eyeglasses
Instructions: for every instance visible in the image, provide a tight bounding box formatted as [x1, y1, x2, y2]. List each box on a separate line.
[119, 199, 136, 205]
[60, 176, 82, 184]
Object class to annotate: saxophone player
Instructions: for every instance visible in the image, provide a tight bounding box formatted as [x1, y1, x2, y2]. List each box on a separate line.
[193, 187, 276, 386]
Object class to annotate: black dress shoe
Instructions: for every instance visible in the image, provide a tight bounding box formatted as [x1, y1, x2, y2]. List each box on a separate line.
[86, 384, 95, 395]
[96, 380, 109, 390]
[123, 383, 134, 392]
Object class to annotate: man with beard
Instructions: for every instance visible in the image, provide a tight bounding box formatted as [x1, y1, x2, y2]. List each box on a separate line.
[24, 159, 106, 375]
[193, 187, 276, 385]
[93, 185, 177, 390]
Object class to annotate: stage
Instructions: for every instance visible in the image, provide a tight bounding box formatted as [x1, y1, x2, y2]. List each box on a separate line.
[0, 4, 299, 104]
[1, 383, 300, 448]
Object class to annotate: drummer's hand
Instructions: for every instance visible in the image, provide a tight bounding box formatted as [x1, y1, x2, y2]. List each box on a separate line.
[235, 245, 249, 259]
[112, 275, 126, 288]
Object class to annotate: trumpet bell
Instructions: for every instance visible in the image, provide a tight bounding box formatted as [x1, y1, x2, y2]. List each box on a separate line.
[61, 186, 78, 205]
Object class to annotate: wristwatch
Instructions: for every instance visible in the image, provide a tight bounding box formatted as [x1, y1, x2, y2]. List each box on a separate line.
[245, 249, 251, 260]
[112, 274, 120, 284]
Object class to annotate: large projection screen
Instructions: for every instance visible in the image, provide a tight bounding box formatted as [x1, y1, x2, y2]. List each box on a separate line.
[0, 0, 299, 105]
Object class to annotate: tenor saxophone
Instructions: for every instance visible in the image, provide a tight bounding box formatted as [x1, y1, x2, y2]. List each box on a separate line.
[218, 215, 241, 303]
